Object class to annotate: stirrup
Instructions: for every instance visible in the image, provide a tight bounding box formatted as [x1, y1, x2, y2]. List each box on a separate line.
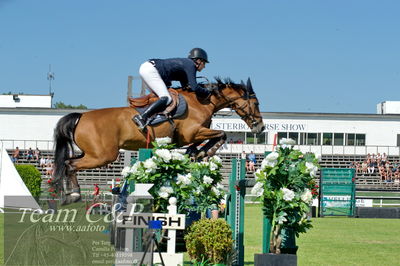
[132, 115, 147, 130]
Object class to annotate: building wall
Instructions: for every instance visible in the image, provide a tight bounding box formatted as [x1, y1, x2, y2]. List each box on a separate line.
[0, 95, 52, 108]
[1, 109, 400, 149]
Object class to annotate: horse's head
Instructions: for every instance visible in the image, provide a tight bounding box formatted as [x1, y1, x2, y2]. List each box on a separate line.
[213, 78, 265, 134]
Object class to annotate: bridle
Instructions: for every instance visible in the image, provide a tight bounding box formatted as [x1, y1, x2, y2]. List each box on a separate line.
[213, 85, 262, 127]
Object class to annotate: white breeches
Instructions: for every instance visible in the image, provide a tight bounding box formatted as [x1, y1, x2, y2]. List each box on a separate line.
[139, 61, 172, 104]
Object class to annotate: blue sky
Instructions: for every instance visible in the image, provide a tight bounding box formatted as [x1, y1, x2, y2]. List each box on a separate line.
[1, 0, 399, 113]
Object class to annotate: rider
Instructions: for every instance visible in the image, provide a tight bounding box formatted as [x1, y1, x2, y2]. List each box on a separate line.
[132, 48, 211, 130]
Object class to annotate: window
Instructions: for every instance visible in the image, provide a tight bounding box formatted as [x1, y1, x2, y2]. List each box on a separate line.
[346, 134, 355, 146]
[226, 132, 245, 144]
[246, 132, 255, 144]
[307, 133, 320, 145]
[356, 134, 365, 146]
[288, 132, 299, 144]
[277, 132, 288, 144]
[334, 133, 344, 146]
[323, 133, 332, 145]
[256, 132, 267, 144]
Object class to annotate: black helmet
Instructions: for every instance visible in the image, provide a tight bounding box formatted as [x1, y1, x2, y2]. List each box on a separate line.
[188, 48, 209, 63]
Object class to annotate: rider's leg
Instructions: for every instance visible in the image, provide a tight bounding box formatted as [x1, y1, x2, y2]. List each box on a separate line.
[132, 96, 169, 129]
[133, 61, 172, 130]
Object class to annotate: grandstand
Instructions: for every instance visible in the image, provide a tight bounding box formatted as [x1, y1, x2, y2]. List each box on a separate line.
[6, 148, 400, 199]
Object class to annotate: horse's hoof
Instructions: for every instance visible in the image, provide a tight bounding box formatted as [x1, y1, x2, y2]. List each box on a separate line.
[70, 193, 81, 203]
[196, 151, 206, 160]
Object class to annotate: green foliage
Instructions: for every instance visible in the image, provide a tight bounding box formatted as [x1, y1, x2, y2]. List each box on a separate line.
[54, 101, 87, 109]
[252, 138, 319, 253]
[15, 165, 42, 197]
[185, 218, 233, 265]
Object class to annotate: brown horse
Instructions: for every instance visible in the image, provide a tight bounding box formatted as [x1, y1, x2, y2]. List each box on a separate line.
[53, 78, 265, 200]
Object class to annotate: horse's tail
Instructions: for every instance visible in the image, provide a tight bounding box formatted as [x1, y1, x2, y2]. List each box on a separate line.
[53, 112, 82, 184]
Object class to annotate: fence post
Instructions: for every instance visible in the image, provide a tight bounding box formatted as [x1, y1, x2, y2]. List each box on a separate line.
[167, 197, 177, 254]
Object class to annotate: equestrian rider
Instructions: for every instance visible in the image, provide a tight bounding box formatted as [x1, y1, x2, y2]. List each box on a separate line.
[132, 48, 211, 130]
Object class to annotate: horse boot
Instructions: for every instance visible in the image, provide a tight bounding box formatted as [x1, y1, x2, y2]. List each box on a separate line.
[132, 96, 169, 131]
[70, 186, 81, 203]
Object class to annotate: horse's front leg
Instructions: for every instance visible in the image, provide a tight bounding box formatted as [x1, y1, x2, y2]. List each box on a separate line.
[192, 128, 226, 159]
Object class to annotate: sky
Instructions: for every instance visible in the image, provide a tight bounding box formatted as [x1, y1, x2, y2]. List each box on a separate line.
[1, 0, 399, 114]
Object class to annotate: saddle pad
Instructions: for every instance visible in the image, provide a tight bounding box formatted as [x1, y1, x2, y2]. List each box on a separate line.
[135, 94, 187, 126]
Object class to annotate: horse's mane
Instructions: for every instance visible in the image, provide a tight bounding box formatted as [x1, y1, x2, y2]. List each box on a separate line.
[213, 77, 245, 91]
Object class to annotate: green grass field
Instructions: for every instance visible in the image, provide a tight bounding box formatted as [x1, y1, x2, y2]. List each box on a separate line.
[1, 205, 400, 265]
[244, 204, 400, 265]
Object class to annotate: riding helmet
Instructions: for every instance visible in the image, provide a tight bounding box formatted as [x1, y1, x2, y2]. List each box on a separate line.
[188, 48, 209, 63]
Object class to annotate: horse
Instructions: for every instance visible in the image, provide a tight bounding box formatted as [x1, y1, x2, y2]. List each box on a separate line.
[53, 78, 265, 201]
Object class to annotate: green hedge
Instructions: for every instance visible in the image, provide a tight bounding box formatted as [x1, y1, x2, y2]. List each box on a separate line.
[15, 165, 42, 197]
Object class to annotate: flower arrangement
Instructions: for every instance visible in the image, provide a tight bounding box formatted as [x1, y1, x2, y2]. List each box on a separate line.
[122, 137, 225, 215]
[252, 138, 319, 254]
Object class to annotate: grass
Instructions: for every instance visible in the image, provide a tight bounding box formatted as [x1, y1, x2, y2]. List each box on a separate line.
[244, 204, 400, 266]
[1, 204, 400, 265]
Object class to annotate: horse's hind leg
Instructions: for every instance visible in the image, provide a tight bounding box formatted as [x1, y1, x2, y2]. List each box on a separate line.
[65, 151, 119, 202]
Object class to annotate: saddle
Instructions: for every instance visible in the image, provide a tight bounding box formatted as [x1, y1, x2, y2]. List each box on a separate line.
[128, 88, 187, 126]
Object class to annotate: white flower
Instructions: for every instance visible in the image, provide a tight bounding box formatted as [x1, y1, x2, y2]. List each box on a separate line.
[177, 173, 192, 185]
[195, 187, 202, 195]
[158, 186, 173, 199]
[143, 158, 157, 173]
[212, 186, 221, 196]
[171, 151, 185, 161]
[121, 166, 131, 177]
[211, 155, 222, 164]
[155, 137, 171, 146]
[216, 183, 224, 190]
[130, 161, 141, 173]
[261, 158, 277, 168]
[306, 162, 319, 177]
[251, 182, 264, 197]
[203, 175, 213, 184]
[279, 138, 296, 148]
[209, 161, 218, 171]
[155, 149, 172, 162]
[201, 161, 209, 166]
[301, 189, 313, 203]
[277, 212, 288, 224]
[266, 152, 279, 161]
[281, 188, 295, 201]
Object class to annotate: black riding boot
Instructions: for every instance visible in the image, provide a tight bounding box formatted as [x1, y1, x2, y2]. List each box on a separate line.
[132, 96, 169, 130]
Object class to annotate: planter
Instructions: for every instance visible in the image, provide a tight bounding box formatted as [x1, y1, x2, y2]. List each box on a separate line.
[254, 253, 297, 266]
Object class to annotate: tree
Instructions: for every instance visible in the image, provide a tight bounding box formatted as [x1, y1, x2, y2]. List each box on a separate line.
[54, 101, 87, 109]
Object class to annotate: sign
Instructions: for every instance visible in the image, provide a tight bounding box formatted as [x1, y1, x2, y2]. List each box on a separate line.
[116, 213, 186, 230]
[210, 119, 307, 132]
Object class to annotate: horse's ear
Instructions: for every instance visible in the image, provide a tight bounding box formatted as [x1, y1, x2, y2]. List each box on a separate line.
[240, 80, 245, 87]
[246, 77, 255, 94]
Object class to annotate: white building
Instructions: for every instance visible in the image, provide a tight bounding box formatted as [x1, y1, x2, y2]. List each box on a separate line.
[1, 107, 400, 156]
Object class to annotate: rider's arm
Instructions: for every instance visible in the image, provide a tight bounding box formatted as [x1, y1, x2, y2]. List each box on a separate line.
[184, 62, 211, 98]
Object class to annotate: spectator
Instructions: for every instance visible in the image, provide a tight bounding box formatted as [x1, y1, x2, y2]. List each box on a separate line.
[367, 159, 375, 174]
[45, 156, 53, 166]
[382, 152, 388, 164]
[355, 161, 361, 173]
[92, 184, 100, 204]
[11, 147, 20, 163]
[378, 165, 385, 181]
[45, 163, 53, 177]
[247, 151, 256, 172]
[39, 156, 47, 168]
[361, 160, 368, 174]
[25, 147, 34, 160]
[34, 147, 41, 161]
